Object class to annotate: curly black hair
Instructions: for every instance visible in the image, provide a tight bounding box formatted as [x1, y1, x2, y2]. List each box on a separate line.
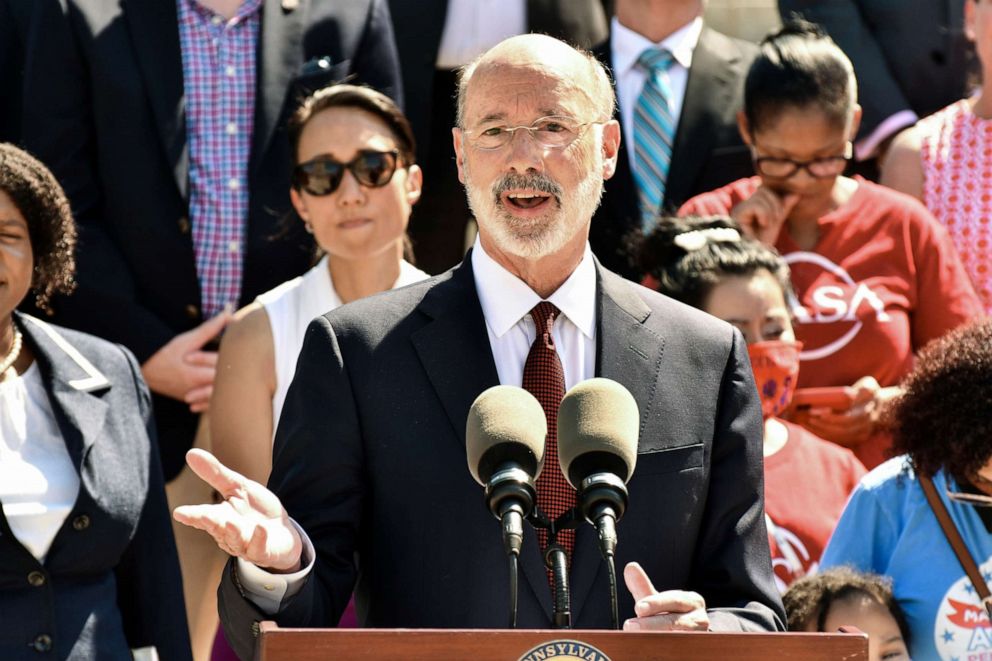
[888, 318, 992, 481]
[783, 566, 910, 643]
[633, 215, 793, 310]
[0, 143, 76, 314]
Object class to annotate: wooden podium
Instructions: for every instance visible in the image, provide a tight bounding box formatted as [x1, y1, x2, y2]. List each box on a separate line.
[255, 623, 867, 660]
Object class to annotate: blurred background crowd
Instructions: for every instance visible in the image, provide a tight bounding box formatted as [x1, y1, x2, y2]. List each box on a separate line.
[1, 1, 990, 660]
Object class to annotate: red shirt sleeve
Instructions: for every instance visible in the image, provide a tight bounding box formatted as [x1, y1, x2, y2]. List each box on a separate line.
[902, 197, 983, 348]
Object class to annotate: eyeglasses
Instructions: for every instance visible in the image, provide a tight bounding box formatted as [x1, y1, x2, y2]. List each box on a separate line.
[946, 490, 992, 508]
[292, 150, 399, 196]
[752, 142, 853, 179]
[461, 115, 603, 151]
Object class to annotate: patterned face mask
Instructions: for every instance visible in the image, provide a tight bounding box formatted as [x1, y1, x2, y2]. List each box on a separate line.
[747, 340, 803, 420]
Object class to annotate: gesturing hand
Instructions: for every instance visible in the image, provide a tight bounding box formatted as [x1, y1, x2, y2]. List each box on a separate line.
[622, 562, 710, 631]
[173, 449, 304, 573]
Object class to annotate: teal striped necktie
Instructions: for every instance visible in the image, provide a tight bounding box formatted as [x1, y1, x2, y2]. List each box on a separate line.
[633, 48, 676, 229]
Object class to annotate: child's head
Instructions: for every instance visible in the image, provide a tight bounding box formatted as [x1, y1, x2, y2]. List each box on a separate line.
[783, 567, 910, 661]
[636, 215, 801, 419]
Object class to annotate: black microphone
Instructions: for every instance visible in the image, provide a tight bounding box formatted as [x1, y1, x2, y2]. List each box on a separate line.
[557, 378, 639, 559]
[466, 385, 547, 558]
[557, 378, 639, 630]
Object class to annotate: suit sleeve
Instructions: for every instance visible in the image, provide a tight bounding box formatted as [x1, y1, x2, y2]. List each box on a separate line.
[219, 315, 361, 659]
[777, 0, 910, 139]
[694, 328, 786, 632]
[19, 0, 174, 361]
[113, 346, 193, 660]
[349, 0, 404, 110]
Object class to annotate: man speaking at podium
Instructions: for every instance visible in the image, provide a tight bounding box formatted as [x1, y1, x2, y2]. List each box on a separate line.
[175, 34, 784, 658]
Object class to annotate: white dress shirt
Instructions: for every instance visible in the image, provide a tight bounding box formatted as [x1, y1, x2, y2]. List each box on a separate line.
[435, 0, 527, 69]
[0, 363, 80, 564]
[238, 239, 600, 614]
[611, 16, 703, 172]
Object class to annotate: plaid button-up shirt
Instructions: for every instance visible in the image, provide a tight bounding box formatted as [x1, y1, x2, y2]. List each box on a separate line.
[177, 0, 263, 318]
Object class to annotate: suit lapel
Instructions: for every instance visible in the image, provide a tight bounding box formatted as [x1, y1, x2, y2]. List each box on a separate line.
[664, 28, 736, 209]
[570, 265, 664, 623]
[18, 315, 111, 472]
[122, 0, 188, 200]
[251, 0, 305, 176]
[410, 257, 554, 621]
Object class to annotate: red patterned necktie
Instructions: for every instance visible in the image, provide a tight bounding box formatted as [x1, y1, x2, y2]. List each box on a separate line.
[522, 302, 575, 567]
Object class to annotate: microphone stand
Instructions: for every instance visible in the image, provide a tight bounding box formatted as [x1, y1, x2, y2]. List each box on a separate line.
[529, 508, 586, 629]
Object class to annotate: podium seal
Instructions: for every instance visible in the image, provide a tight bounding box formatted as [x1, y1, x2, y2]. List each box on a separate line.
[517, 640, 611, 661]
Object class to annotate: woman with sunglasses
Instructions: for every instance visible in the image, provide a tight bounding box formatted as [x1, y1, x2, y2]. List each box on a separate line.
[820, 318, 992, 661]
[211, 84, 428, 486]
[680, 22, 981, 469]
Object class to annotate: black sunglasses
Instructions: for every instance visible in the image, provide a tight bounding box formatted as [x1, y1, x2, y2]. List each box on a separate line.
[292, 149, 399, 196]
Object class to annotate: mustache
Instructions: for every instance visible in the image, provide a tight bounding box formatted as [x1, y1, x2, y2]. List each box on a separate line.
[492, 173, 562, 204]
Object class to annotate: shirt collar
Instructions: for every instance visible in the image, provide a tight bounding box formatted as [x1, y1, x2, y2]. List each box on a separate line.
[471, 238, 597, 340]
[611, 15, 703, 78]
[185, 0, 263, 22]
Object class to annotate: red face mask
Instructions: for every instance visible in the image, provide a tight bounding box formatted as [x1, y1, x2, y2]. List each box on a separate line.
[747, 340, 802, 419]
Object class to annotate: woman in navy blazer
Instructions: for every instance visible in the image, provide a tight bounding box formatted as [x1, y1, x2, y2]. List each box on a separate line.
[0, 143, 191, 660]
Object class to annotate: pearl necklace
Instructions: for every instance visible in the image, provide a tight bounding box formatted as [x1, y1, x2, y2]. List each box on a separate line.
[0, 327, 23, 375]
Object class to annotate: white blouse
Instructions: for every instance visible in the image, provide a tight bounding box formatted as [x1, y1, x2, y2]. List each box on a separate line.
[256, 256, 430, 435]
[0, 363, 80, 563]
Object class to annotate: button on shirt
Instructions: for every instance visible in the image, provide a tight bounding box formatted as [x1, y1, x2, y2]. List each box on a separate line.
[236, 239, 600, 613]
[611, 16, 702, 173]
[177, 0, 262, 318]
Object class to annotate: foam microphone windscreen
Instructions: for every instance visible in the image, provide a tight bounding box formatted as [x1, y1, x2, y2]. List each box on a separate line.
[557, 378, 639, 489]
[466, 385, 547, 486]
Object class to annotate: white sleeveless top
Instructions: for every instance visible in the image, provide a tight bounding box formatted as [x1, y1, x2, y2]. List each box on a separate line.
[256, 256, 430, 434]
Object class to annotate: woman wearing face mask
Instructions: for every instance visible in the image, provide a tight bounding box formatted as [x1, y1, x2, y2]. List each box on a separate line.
[680, 22, 982, 469]
[636, 215, 866, 591]
[211, 84, 429, 487]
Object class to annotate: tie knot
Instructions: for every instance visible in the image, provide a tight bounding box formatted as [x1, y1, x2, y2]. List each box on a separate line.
[530, 302, 561, 336]
[637, 47, 674, 73]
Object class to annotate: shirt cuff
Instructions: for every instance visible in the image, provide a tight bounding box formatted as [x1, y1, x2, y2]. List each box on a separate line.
[854, 110, 919, 161]
[236, 519, 316, 615]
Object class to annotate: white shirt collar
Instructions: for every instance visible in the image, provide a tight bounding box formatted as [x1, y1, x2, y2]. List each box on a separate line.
[611, 15, 703, 78]
[470, 237, 597, 340]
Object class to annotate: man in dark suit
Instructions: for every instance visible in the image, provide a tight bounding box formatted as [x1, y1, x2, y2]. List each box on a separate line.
[21, 0, 402, 482]
[387, 0, 610, 274]
[590, 0, 758, 279]
[175, 34, 783, 658]
[779, 0, 973, 167]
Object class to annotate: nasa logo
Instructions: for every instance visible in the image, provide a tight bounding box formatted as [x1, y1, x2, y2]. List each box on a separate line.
[517, 640, 612, 661]
[785, 252, 891, 361]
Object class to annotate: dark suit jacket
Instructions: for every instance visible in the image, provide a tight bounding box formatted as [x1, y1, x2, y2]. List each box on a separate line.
[21, 0, 403, 480]
[779, 0, 972, 141]
[0, 0, 43, 144]
[217, 254, 784, 659]
[590, 27, 758, 279]
[0, 313, 190, 661]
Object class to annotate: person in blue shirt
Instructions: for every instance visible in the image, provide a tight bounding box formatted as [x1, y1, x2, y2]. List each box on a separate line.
[821, 318, 992, 661]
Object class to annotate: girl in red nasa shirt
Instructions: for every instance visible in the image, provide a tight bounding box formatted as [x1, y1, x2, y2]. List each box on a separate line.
[680, 23, 981, 468]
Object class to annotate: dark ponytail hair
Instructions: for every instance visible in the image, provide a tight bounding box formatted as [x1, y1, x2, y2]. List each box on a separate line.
[635, 215, 793, 310]
[744, 19, 857, 134]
